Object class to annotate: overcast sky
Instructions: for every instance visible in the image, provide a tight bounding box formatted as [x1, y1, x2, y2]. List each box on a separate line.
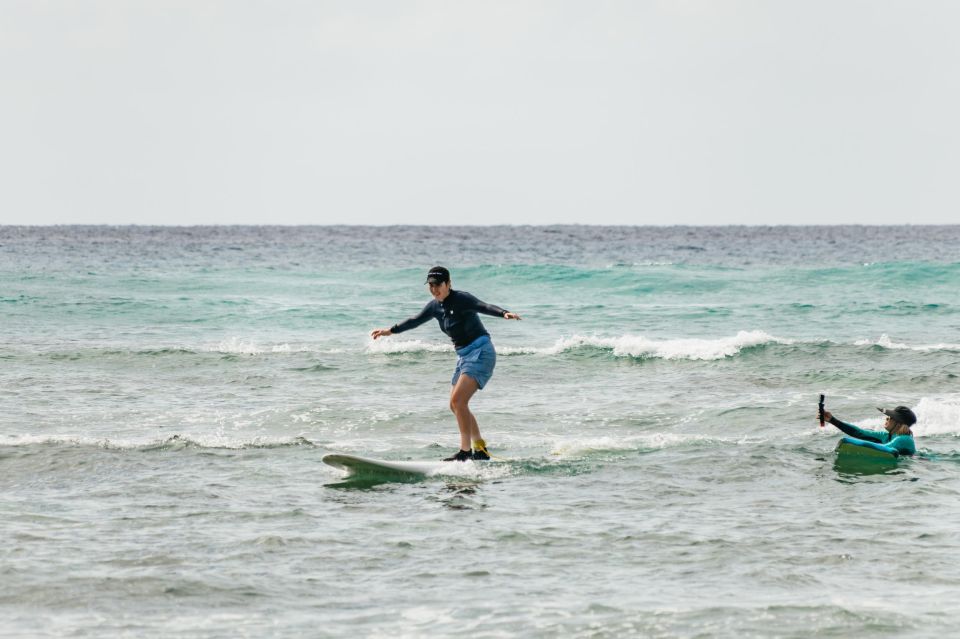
[2, 1, 958, 225]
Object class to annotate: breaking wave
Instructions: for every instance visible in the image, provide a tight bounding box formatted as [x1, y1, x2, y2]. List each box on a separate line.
[854, 333, 960, 353]
[367, 330, 788, 361]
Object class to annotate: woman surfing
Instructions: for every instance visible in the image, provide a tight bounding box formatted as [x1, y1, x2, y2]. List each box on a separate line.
[371, 266, 521, 461]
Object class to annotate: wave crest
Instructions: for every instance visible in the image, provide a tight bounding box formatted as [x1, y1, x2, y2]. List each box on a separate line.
[366, 339, 453, 354]
[914, 397, 960, 436]
[854, 334, 960, 353]
[207, 337, 300, 355]
[545, 330, 787, 360]
[365, 330, 787, 360]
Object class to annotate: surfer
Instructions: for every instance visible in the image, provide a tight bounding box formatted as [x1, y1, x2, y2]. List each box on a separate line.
[821, 405, 917, 457]
[370, 266, 521, 461]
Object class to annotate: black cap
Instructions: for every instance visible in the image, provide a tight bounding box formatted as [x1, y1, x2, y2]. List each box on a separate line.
[425, 266, 450, 285]
[878, 406, 917, 427]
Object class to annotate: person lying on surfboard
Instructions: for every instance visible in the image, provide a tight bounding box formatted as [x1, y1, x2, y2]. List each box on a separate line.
[821, 405, 917, 457]
[370, 266, 521, 461]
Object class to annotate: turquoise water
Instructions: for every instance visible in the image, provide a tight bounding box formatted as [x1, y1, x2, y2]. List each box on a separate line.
[3, 226, 960, 637]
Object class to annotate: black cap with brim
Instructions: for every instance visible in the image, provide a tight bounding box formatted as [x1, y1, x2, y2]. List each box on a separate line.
[878, 406, 917, 426]
[425, 266, 450, 284]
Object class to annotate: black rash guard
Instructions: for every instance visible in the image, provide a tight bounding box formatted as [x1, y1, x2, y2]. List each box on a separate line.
[390, 290, 509, 349]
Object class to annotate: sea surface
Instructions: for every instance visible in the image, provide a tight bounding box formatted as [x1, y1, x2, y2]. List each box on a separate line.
[2, 225, 960, 638]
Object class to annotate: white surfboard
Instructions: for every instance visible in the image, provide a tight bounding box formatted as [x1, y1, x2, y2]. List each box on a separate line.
[322, 453, 449, 478]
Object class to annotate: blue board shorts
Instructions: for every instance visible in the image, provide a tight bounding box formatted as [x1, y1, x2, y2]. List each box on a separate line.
[452, 335, 496, 389]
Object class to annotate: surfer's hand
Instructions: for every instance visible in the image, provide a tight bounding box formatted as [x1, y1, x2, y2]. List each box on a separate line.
[370, 328, 392, 340]
[822, 410, 833, 423]
[503, 312, 521, 320]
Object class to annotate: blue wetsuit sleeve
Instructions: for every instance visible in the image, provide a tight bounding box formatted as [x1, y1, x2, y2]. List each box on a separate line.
[390, 302, 435, 334]
[829, 418, 887, 443]
[459, 291, 508, 318]
[840, 436, 901, 457]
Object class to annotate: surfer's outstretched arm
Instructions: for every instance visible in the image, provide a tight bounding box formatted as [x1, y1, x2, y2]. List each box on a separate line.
[460, 291, 522, 320]
[371, 302, 435, 339]
[823, 411, 886, 443]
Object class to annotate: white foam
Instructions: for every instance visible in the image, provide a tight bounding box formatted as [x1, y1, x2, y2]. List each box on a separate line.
[550, 436, 632, 456]
[1, 434, 143, 449]
[854, 334, 960, 352]
[496, 345, 543, 355]
[366, 330, 786, 360]
[544, 330, 787, 360]
[208, 337, 298, 355]
[549, 432, 725, 457]
[914, 397, 960, 436]
[366, 338, 453, 354]
[428, 459, 514, 480]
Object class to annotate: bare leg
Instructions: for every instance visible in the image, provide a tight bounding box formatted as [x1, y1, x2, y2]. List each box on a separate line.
[468, 412, 481, 445]
[449, 374, 481, 451]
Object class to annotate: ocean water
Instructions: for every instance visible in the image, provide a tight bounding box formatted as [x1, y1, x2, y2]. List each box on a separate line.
[2, 225, 960, 638]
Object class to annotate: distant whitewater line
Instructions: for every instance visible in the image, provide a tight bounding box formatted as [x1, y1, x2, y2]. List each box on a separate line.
[853, 333, 960, 353]
[369, 331, 960, 360]
[212, 332, 960, 357]
[368, 330, 789, 361]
